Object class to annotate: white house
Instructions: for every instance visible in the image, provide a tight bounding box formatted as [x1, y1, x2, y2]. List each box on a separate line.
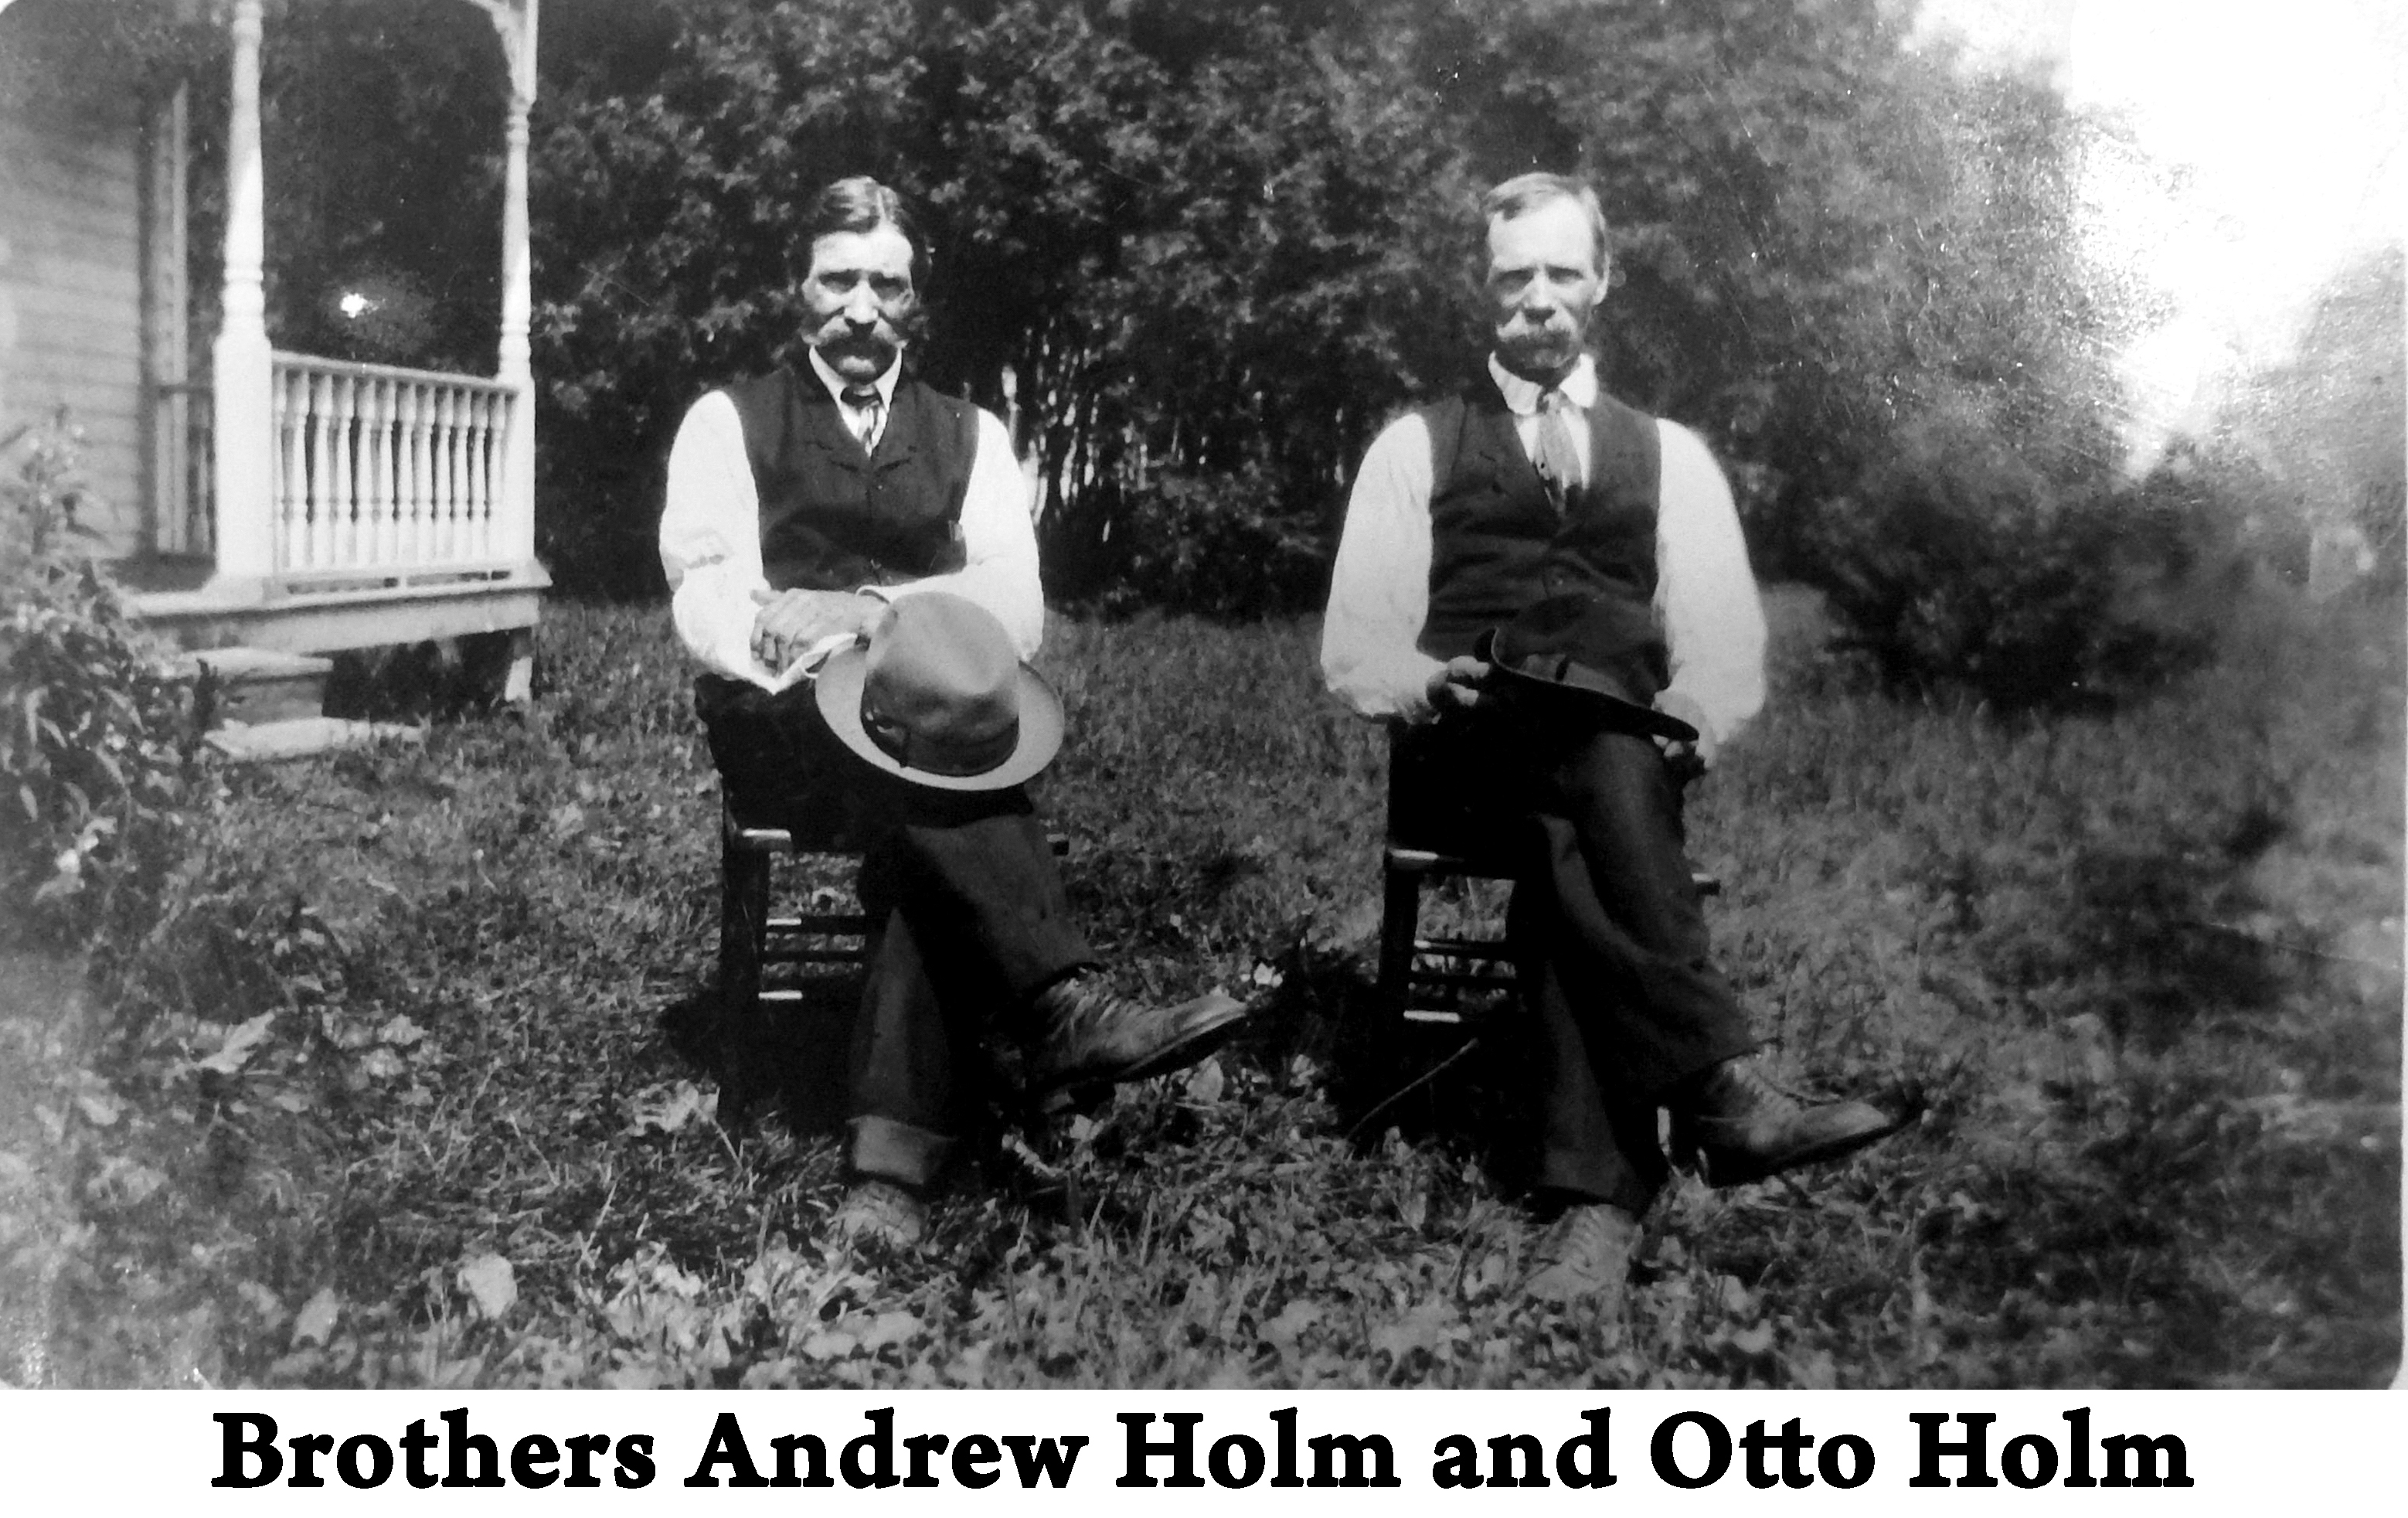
[0, 0, 547, 701]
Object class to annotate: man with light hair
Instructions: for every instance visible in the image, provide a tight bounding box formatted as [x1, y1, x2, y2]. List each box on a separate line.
[1323, 172, 1900, 1305]
[662, 177, 1245, 1255]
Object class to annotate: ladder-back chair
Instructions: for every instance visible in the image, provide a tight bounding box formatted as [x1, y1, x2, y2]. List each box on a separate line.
[1374, 728, 1718, 1027]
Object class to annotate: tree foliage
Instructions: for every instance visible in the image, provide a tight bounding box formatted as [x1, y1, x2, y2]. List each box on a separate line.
[255, 0, 509, 371]
[525, 0, 1491, 600]
[2219, 244, 2407, 591]
[518, 2, 2159, 638]
[207, 0, 2199, 699]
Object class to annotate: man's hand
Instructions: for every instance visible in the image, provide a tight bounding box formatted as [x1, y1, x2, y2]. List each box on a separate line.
[750, 587, 879, 675]
[1423, 655, 1493, 720]
[1652, 689, 1716, 777]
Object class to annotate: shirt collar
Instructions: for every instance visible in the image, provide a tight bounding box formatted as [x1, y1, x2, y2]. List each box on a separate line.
[808, 347, 901, 407]
[1488, 352, 1597, 415]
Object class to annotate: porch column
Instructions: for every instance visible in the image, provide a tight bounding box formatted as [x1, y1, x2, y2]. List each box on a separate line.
[209, 0, 274, 588]
[490, 0, 538, 567]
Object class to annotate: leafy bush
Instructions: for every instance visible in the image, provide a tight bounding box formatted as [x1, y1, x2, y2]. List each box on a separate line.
[534, 456, 666, 604]
[1090, 461, 1332, 618]
[1794, 401, 2219, 710]
[0, 415, 201, 948]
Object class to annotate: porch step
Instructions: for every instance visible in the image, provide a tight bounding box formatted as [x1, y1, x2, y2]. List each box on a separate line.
[202, 716, 425, 764]
[184, 646, 333, 727]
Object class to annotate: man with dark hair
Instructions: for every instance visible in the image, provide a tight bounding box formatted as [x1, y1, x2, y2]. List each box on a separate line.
[1323, 172, 1899, 1305]
[662, 175, 1244, 1253]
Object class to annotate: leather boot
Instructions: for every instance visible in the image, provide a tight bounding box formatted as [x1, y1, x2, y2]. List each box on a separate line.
[1524, 1202, 1643, 1307]
[1018, 975, 1248, 1098]
[829, 1177, 928, 1254]
[1672, 1058, 1900, 1186]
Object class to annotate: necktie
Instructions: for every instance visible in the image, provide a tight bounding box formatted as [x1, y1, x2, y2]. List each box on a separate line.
[1533, 387, 1582, 510]
[842, 384, 883, 451]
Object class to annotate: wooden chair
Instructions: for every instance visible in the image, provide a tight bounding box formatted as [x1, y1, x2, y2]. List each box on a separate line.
[1373, 729, 1718, 1028]
[716, 802, 873, 1124]
[715, 802, 1070, 1125]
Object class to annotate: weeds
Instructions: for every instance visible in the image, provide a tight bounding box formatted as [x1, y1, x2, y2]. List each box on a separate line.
[1, 414, 204, 952]
[9, 587, 2399, 1387]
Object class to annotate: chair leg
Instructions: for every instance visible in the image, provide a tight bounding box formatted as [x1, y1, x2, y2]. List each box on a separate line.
[1375, 863, 1423, 1020]
[717, 832, 772, 1127]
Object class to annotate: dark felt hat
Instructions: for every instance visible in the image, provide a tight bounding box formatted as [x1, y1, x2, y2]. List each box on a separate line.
[815, 593, 1065, 791]
[1474, 595, 1699, 743]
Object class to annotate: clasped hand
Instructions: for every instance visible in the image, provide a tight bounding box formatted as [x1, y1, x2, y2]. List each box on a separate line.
[1424, 655, 1492, 716]
[1651, 688, 1716, 776]
[750, 587, 880, 675]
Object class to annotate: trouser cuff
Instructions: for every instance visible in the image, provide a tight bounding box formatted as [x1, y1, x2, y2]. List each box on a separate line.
[1532, 1157, 1658, 1218]
[848, 1115, 953, 1190]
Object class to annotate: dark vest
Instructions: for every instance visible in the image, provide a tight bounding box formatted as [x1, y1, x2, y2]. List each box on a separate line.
[1419, 383, 1668, 699]
[722, 367, 979, 592]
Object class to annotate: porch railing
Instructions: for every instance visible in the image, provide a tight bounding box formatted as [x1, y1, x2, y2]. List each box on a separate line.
[268, 352, 519, 584]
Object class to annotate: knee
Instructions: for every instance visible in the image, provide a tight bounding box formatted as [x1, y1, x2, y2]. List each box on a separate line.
[1555, 732, 1675, 819]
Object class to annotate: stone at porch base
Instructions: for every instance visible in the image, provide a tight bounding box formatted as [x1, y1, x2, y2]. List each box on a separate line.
[182, 647, 334, 727]
[203, 716, 426, 764]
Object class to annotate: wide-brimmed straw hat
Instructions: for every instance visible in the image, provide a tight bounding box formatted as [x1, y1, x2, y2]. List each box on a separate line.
[815, 593, 1064, 791]
[1473, 594, 1699, 744]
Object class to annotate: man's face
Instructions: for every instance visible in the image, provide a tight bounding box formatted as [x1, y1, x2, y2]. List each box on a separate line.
[803, 223, 919, 383]
[1484, 197, 1606, 383]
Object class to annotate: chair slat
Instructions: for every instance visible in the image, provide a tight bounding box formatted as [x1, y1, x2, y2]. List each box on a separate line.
[766, 914, 874, 934]
[728, 821, 1069, 858]
[1386, 846, 1509, 878]
[763, 947, 878, 966]
[1408, 969, 1515, 991]
[1415, 936, 1515, 959]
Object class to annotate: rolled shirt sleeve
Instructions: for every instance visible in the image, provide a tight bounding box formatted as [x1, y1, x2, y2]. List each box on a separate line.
[1321, 410, 1447, 723]
[1653, 420, 1767, 751]
[660, 390, 790, 686]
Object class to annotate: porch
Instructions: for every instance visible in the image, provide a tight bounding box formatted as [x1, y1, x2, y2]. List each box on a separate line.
[128, 349, 545, 657]
[124, 0, 548, 689]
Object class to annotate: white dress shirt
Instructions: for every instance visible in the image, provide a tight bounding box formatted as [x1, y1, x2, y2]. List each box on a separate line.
[658, 349, 1045, 693]
[1321, 353, 1767, 745]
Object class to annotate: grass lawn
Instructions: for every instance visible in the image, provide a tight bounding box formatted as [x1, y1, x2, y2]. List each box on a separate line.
[19, 584, 2403, 1387]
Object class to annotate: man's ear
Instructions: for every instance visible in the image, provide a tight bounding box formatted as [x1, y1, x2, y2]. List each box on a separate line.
[890, 291, 930, 348]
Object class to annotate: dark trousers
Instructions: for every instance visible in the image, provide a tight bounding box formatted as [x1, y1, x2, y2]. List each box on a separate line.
[1396, 713, 1757, 1214]
[696, 676, 1093, 1187]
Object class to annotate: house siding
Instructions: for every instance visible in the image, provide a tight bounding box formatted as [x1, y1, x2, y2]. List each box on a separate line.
[0, 24, 150, 560]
